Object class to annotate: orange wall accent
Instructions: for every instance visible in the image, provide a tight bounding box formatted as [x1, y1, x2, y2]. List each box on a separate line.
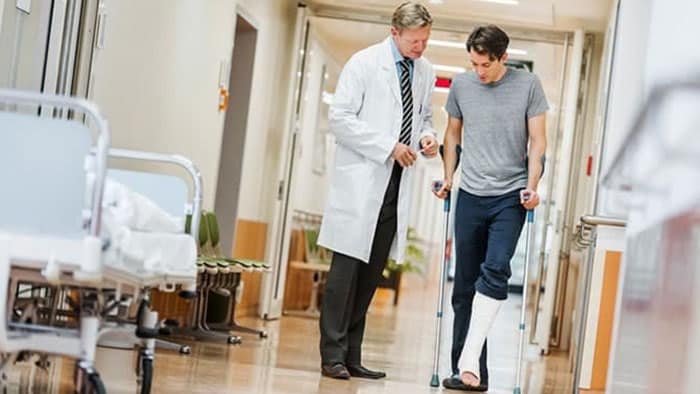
[231, 219, 268, 317]
[591, 251, 623, 389]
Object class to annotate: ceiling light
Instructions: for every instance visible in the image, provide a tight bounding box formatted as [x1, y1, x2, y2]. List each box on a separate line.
[433, 64, 466, 73]
[430, 39, 528, 56]
[507, 48, 528, 56]
[477, 0, 519, 5]
[429, 39, 464, 49]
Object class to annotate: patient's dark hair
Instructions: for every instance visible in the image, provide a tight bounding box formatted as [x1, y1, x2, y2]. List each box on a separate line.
[466, 25, 510, 61]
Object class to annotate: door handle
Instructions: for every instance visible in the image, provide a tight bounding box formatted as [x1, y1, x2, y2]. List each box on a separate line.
[95, 5, 107, 49]
[218, 87, 230, 112]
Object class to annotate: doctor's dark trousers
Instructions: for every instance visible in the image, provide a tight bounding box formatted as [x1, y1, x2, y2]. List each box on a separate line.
[450, 188, 526, 379]
[319, 162, 403, 367]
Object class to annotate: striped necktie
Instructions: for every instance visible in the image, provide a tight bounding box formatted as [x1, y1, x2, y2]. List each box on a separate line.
[398, 58, 413, 146]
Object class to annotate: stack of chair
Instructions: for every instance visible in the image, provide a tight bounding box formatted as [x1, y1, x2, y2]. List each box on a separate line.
[164, 211, 270, 344]
[201, 212, 269, 338]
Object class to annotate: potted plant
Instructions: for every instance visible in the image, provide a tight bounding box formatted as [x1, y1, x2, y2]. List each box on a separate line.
[378, 227, 427, 305]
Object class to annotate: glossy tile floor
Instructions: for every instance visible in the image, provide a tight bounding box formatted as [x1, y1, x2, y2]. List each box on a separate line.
[6, 270, 577, 393]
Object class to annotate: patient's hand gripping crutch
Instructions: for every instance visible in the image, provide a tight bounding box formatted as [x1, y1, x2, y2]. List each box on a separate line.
[429, 144, 461, 388]
[514, 193, 535, 394]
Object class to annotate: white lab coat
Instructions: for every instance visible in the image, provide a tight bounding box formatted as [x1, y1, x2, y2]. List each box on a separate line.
[318, 37, 436, 264]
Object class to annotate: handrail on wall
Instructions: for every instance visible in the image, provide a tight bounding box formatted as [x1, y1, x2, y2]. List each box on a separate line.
[580, 215, 627, 228]
[571, 215, 626, 393]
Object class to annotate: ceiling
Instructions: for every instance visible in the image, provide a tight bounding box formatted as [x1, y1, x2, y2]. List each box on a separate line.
[306, 0, 614, 33]
[312, 17, 563, 79]
[305, 0, 612, 137]
[311, 16, 567, 120]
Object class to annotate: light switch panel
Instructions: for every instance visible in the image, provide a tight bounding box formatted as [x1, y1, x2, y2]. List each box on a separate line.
[16, 0, 31, 14]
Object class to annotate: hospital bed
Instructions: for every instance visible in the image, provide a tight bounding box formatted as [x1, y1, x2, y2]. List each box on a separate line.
[95, 147, 202, 392]
[0, 88, 111, 392]
[0, 89, 201, 393]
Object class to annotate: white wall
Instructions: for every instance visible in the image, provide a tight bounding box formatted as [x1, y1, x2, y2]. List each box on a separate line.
[0, 0, 5, 35]
[234, 0, 297, 222]
[290, 33, 340, 215]
[90, 0, 237, 209]
[89, 0, 297, 217]
[595, 0, 652, 216]
[640, 8, 700, 390]
[644, 0, 700, 84]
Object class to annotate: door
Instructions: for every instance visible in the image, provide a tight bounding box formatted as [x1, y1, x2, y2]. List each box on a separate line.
[258, 4, 310, 319]
[0, 0, 53, 93]
[214, 13, 258, 257]
[0, 0, 97, 105]
[533, 29, 587, 354]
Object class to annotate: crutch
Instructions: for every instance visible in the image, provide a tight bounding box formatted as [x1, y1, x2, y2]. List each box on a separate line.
[514, 193, 535, 394]
[429, 144, 461, 388]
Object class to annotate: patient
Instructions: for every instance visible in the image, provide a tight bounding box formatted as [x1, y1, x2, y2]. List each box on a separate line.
[432, 24, 548, 391]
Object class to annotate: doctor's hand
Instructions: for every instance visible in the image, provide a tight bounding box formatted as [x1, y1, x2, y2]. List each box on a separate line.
[419, 136, 438, 158]
[432, 178, 452, 200]
[393, 143, 418, 167]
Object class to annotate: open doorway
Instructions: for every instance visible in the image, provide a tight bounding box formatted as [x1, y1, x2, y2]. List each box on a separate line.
[214, 14, 258, 256]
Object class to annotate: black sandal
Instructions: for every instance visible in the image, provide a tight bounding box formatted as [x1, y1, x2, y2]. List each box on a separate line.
[442, 376, 488, 392]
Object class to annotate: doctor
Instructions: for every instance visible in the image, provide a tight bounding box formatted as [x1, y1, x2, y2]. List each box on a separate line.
[318, 2, 438, 380]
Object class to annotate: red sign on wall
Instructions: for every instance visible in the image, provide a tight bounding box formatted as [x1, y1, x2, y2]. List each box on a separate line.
[435, 77, 452, 88]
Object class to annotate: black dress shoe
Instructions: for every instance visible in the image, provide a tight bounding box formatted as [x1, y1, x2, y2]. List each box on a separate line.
[346, 365, 386, 379]
[321, 363, 350, 380]
[442, 376, 488, 392]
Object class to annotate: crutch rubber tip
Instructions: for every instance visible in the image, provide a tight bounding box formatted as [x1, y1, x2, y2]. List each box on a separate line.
[430, 374, 440, 387]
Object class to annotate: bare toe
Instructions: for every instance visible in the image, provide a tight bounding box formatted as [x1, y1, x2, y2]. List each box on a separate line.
[460, 371, 480, 386]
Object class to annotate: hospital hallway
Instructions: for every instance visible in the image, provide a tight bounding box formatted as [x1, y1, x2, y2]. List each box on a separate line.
[2, 0, 700, 393]
[9, 250, 584, 394]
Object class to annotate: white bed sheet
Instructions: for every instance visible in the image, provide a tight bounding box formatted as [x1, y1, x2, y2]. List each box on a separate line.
[104, 226, 196, 282]
[102, 179, 184, 234]
[101, 178, 196, 285]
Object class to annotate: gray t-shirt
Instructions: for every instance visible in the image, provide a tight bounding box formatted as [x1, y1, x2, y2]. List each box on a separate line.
[445, 68, 549, 196]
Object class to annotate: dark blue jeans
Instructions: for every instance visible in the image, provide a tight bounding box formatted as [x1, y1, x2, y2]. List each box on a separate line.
[450, 188, 526, 377]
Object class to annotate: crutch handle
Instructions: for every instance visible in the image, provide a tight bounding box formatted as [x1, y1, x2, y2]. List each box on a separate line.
[519, 190, 536, 223]
[431, 180, 444, 193]
[431, 180, 452, 212]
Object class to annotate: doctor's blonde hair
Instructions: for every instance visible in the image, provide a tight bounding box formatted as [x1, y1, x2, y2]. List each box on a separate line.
[392, 2, 433, 31]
